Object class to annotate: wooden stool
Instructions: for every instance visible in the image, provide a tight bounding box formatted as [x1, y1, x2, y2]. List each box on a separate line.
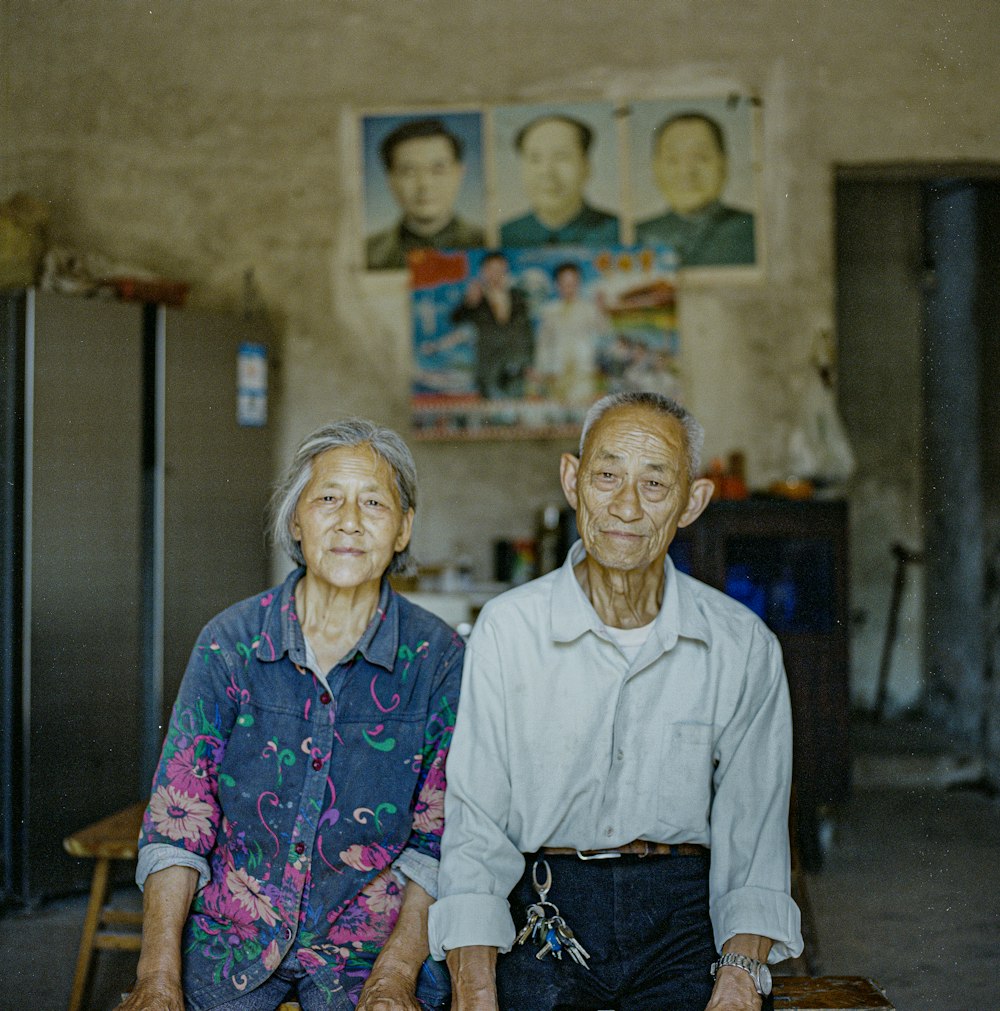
[773, 976, 895, 1009]
[63, 801, 147, 1011]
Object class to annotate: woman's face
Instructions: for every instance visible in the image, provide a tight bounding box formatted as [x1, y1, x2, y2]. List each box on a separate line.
[290, 444, 413, 594]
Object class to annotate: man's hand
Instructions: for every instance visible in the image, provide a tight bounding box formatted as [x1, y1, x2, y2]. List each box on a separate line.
[446, 945, 498, 1011]
[112, 972, 185, 1011]
[356, 966, 422, 1011]
[704, 965, 762, 1010]
[705, 933, 772, 1011]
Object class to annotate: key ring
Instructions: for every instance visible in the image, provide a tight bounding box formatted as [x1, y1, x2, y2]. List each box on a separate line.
[532, 858, 552, 902]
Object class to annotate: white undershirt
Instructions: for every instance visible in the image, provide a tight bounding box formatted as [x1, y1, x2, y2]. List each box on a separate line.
[604, 619, 656, 665]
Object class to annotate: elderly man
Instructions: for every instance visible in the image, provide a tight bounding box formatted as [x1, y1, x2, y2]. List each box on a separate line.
[500, 114, 619, 247]
[428, 391, 802, 1010]
[636, 112, 756, 267]
[367, 118, 485, 270]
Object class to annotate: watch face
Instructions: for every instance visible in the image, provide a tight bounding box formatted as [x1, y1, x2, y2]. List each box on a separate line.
[758, 962, 773, 995]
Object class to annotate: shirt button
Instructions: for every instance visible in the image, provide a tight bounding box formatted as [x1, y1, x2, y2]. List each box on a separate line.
[320, 692, 331, 705]
[295, 842, 305, 854]
[284, 926, 292, 939]
[606, 827, 614, 838]
[616, 749, 624, 762]
[312, 758, 323, 771]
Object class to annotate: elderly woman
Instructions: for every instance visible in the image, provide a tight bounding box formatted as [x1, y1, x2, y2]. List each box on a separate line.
[119, 419, 463, 1011]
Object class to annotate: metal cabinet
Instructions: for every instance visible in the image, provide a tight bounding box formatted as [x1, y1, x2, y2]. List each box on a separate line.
[1, 289, 273, 906]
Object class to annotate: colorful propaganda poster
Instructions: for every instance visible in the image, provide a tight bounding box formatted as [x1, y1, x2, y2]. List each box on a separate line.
[408, 244, 681, 440]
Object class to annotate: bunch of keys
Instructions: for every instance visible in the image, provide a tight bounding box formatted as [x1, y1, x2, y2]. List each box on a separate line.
[515, 859, 591, 970]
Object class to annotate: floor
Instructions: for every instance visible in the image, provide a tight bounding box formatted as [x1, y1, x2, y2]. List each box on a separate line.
[2, 717, 998, 1010]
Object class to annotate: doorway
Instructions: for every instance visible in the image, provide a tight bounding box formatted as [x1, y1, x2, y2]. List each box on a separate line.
[834, 168, 1000, 770]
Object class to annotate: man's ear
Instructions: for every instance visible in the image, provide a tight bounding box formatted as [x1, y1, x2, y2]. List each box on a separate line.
[559, 453, 580, 511]
[677, 477, 714, 529]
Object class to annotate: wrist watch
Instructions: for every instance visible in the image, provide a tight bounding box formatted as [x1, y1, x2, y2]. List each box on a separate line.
[710, 952, 773, 995]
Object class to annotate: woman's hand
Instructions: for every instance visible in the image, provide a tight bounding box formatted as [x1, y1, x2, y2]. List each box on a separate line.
[112, 972, 185, 1011]
[356, 967, 422, 1011]
[116, 865, 198, 1011]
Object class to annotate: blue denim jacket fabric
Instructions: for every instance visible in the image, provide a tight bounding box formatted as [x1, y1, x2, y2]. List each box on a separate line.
[139, 568, 463, 1009]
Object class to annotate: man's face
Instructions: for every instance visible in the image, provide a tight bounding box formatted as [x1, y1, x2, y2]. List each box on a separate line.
[561, 405, 696, 575]
[518, 119, 590, 225]
[387, 135, 464, 233]
[555, 268, 581, 301]
[480, 256, 509, 290]
[653, 118, 727, 215]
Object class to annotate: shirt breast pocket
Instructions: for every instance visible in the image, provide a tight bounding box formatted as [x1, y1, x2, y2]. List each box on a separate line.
[655, 722, 715, 838]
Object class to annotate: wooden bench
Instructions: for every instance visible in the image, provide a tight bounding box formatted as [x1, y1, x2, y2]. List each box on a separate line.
[773, 976, 895, 1009]
[63, 801, 146, 1011]
[277, 977, 893, 1010]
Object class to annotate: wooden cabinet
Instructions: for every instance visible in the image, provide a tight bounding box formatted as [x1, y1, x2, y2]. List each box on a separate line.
[671, 499, 850, 869]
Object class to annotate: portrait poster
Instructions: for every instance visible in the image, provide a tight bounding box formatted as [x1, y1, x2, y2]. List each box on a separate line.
[491, 101, 622, 249]
[408, 245, 681, 440]
[628, 96, 761, 270]
[360, 110, 486, 271]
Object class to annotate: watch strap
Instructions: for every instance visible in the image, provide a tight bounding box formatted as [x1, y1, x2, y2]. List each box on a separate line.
[710, 952, 771, 995]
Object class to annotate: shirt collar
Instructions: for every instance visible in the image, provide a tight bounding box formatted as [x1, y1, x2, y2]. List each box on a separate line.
[256, 568, 400, 672]
[550, 540, 713, 650]
[398, 217, 458, 244]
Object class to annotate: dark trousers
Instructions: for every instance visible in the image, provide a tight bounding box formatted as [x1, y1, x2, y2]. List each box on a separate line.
[496, 851, 772, 1011]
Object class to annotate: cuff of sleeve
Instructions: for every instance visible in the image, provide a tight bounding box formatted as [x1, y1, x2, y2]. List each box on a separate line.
[136, 844, 211, 893]
[711, 885, 804, 963]
[393, 848, 440, 899]
[428, 892, 517, 961]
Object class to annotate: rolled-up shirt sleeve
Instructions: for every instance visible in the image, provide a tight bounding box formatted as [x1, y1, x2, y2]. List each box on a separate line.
[428, 631, 522, 958]
[137, 627, 235, 871]
[709, 624, 803, 962]
[136, 843, 211, 892]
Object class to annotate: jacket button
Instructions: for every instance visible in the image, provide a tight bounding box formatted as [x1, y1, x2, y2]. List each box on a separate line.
[320, 692, 331, 705]
[312, 758, 323, 771]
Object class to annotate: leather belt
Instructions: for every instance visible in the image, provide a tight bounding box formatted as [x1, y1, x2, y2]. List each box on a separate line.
[540, 840, 709, 860]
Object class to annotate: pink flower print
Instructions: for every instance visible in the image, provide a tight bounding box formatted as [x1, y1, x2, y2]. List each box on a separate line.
[412, 782, 445, 835]
[325, 901, 380, 945]
[361, 868, 404, 915]
[339, 842, 394, 873]
[262, 939, 282, 971]
[199, 879, 260, 943]
[297, 948, 328, 972]
[166, 745, 213, 798]
[148, 785, 215, 845]
[226, 867, 280, 927]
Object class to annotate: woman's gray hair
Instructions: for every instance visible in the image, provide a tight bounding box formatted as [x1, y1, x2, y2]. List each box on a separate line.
[578, 392, 705, 479]
[269, 418, 418, 575]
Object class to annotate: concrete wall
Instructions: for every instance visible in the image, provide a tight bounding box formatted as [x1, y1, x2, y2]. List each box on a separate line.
[3, 1, 999, 700]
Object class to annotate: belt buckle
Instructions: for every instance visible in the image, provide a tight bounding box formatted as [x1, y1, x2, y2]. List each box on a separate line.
[575, 847, 622, 860]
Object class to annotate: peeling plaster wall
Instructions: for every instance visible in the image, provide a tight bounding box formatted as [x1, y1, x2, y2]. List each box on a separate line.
[3, 2, 999, 698]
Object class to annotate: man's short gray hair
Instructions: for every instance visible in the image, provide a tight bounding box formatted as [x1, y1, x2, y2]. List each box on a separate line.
[269, 418, 418, 575]
[578, 392, 705, 479]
